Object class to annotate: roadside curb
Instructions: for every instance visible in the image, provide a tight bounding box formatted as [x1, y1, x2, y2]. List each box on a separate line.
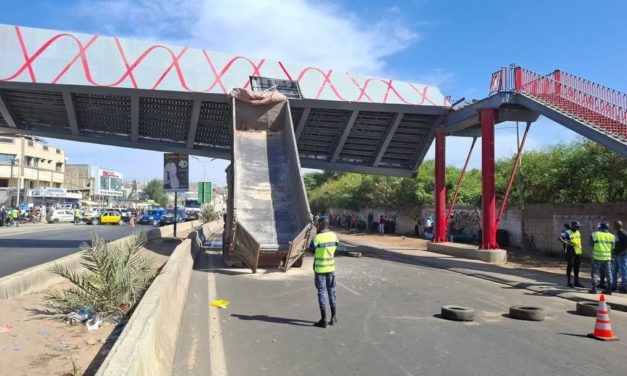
[340, 238, 627, 314]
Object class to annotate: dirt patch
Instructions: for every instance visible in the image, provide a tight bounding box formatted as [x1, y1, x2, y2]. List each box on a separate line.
[0, 226, 199, 376]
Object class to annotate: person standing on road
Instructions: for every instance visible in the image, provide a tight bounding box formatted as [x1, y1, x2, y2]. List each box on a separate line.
[611, 221, 627, 293]
[589, 221, 615, 295]
[565, 221, 583, 288]
[311, 216, 339, 328]
[378, 215, 385, 234]
[73, 207, 81, 226]
[0, 206, 6, 227]
[11, 207, 19, 227]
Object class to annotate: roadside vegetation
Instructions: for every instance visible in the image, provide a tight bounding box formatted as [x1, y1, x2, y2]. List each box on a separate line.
[45, 233, 157, 319]
[306, 139, 627, 213]
[144, 179, 170, 207]
[200, 204, 220, 223]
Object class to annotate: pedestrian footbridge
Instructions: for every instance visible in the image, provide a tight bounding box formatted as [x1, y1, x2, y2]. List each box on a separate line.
[0, 24, 451, 177]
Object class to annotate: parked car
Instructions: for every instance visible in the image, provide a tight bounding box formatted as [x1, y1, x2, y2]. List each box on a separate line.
[100, 211, 124, 225]
[139, 209, 165, 226]
[81, 208, 101, 225]
[46, 209, 75, 224]
[158, 208, 187, 226]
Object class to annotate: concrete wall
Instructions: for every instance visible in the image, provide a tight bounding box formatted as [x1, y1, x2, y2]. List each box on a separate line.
[329, 202, 627, 257]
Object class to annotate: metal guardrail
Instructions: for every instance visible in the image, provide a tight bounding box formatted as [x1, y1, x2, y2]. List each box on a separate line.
[489, 66, 627, 140]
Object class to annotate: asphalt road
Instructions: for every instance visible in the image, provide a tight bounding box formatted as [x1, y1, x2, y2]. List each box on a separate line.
[174, 242, 627, 376]
[0, 223, 153, 277]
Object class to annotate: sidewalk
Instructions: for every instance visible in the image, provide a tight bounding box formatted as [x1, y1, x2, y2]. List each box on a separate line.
[337, 231, 627, 313]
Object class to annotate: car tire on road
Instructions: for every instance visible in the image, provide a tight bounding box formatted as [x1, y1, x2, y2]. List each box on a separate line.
[441, 306, 475, 321]
[509, 305, 545, 321]
[53, 218, 59, 224]
[292, 256, 304, 268]
[576, 301, 609, 317]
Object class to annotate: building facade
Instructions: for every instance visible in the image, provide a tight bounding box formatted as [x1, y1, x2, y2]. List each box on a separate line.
[0, 134, 65, 205]
[64, 164, 124, 205]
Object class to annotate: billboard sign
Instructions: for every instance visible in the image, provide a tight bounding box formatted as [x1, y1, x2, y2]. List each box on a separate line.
[198, 182, 212, 204]
[95, 168, 124, 197]
[163, 153, 189, 192]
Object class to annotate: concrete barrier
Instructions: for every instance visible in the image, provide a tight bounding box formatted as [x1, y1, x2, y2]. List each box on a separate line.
[96, 221, 221, 376]
[427, 242, 508, 263]
[0, 220, 203, 300]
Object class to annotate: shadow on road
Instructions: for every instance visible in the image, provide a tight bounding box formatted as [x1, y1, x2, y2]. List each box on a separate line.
[230, 313, 315, 326]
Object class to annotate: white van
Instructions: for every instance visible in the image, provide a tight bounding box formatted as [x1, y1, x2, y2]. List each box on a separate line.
[46, 209, 75, 224]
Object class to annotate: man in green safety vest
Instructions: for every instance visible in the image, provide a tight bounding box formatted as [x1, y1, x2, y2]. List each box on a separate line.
[311, 216, 339, 328]
[565, 221, 584, 288]
[589, 221, 616, 295]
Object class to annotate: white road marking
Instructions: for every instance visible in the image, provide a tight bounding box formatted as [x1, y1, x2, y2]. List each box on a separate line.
[208, 251, 228, 376]
[338, 281, 361, 296]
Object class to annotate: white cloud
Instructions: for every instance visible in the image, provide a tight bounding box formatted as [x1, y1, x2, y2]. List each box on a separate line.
[76, 0, 419, 75]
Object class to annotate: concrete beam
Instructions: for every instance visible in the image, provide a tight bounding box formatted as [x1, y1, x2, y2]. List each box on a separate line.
[130, 95, 139, 142]
[331, 110, 359, 163]
[0, 94, 17, 128]
[186, 99, 202, 149]
[62, 92, 80, 136]
[301, 158, 413, 177]
[294, 107, 310, 140]
[373, 112, 403, 166]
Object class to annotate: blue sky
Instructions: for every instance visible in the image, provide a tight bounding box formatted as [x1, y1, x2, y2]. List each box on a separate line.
[2, 0, 626, 185]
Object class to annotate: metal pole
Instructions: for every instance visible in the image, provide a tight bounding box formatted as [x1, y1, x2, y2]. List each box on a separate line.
[517, 122, 527, 252]
[433, 129, 448, 242]
[174, 191, 178, 238]
[479, 108, 499, 250]
[447, 137, 477, 221]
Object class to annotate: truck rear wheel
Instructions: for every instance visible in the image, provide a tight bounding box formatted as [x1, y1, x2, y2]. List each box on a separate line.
[292, 255, 304, 268]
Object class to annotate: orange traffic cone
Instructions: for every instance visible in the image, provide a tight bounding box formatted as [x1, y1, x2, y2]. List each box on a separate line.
[587, 294, 619, 341]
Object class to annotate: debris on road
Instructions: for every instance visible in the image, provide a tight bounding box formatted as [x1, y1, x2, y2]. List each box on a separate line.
[509, 306, 545, 321]
[66, 307, 94, 324]
[441, 305, 475, 321]
[210, 299, 230, 309]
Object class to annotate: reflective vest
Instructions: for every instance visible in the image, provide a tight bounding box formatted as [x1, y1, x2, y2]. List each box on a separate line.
[74, 209, 80, 217]
[591, 231, 615, 261]
[313, 231, 339, 274]
[567, 229, 582, 255]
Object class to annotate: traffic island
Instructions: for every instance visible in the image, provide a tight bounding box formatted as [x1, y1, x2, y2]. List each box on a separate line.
[427, 242, 507, 264]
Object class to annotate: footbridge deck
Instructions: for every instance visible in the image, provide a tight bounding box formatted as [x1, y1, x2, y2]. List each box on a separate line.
[0, 24, 450, 177]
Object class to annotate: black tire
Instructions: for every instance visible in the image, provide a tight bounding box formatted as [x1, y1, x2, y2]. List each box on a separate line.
[53, 218, 59, 224]
[441, 306, 475, 321]
[292, 255, 304, 268]
[576, 301, 609, 317]
[509, 305, 545, 321]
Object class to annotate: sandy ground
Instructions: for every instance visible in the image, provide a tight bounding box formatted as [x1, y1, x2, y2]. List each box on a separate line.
[337, 230, 592, 277]
[0, 228, 196, 376]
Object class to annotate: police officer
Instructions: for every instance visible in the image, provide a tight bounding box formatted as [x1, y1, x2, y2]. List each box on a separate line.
[73, 206, 81, 226]
[565, 221, 584, 288]
[589, 221, 615, 295]
[311, 216, 339, 328]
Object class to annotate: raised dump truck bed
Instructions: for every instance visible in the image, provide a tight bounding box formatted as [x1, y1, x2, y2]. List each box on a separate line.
[223, 95, 313, 272]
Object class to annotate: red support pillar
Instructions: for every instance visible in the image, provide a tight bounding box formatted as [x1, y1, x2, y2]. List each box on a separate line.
[514, 66, 522, 91]
[554, 69, 561, 96]
[480, 109, 499, 249]
[434, 129, 448, 242]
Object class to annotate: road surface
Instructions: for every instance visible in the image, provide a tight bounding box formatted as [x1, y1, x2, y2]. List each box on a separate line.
[0, 223, 153, 277]
[174, 242, 627, 376]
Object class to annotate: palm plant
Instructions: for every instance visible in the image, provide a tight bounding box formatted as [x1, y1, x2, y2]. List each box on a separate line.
[200, 204, 220, 223]
[45, 233, 157, 319]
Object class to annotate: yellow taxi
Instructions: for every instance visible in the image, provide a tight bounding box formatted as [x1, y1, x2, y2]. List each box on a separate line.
[99, 211, 123, 225]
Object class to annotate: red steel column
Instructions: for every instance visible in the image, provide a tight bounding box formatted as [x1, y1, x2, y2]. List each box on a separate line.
[434, 129, 448, 242]
[480, 109, 499, 249]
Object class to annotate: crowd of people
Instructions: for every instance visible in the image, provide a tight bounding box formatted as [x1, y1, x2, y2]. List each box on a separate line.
[327, 213, 397, 234]
[0, 205, 46, 227]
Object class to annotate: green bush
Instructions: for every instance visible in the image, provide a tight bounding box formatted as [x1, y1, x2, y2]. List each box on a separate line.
[201, 204, 220, 223]
[45, 233, 157, 319]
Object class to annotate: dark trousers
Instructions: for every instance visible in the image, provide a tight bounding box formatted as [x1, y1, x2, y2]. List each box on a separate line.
[565, 247, 581, 282]
[315, 272, 336, 311]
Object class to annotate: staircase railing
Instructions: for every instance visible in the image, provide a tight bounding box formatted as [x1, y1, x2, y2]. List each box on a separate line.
[489, 66, 627, 138]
